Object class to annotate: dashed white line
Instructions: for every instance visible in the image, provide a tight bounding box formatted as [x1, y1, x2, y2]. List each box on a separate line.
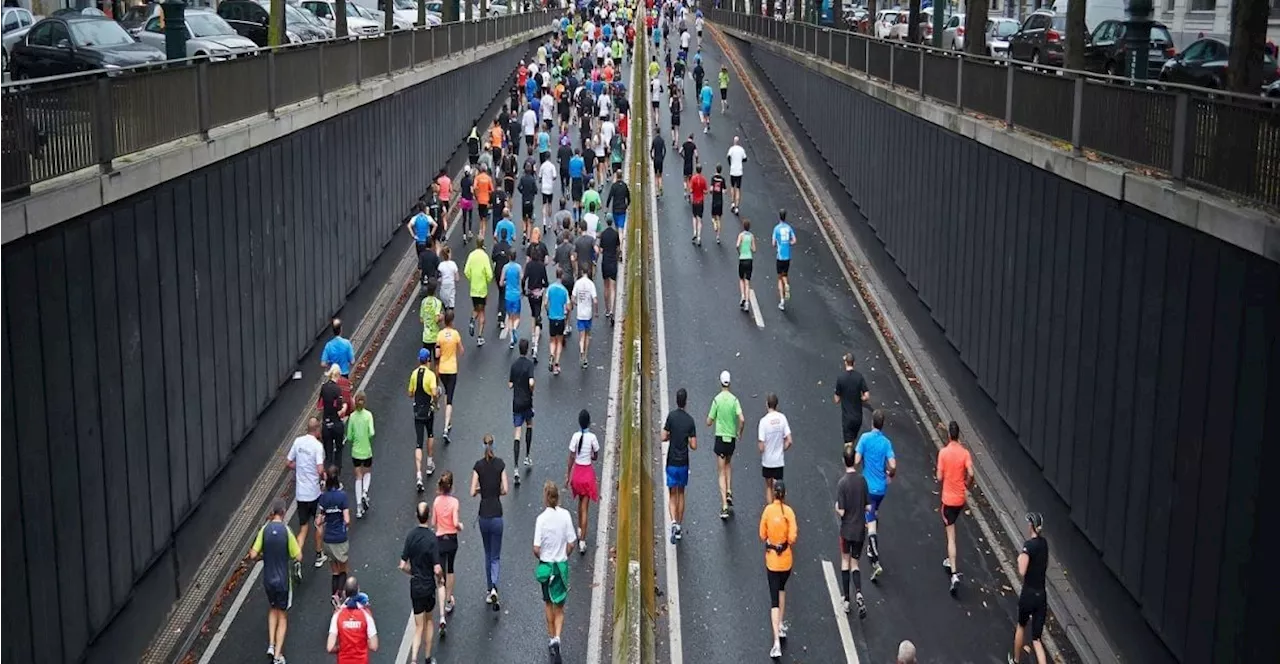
[821, 559, 861, 664]
[748, 288, 765, 328]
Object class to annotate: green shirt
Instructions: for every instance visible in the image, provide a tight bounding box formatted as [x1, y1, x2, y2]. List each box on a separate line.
[708, 390, 743, 440]
[421, 296, 442, 343]
[737, 231, 754, 260]
[612, 40, 623, 60]
[649, 61, 660, 79]
[560, 50, 572, 70]
[719, 70, 730, 89]
[582, 189, 602, 214]
[464, 248, 494, 298]
[346, 408, 375, 460]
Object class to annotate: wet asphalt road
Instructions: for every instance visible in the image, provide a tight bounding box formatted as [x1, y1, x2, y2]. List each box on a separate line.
[649, 32, 1020, 664]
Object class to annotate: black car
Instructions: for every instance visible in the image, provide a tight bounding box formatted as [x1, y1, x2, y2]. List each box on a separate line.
[216, 0, 327, 47]
[1084, 19, 1175, 79]
[7, 15, 164, 79]
[1007, 9, 1086, 67]
[1158, 37, 1280, 91]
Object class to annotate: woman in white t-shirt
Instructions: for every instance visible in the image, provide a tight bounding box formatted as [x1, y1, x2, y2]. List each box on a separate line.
[533, 481, 577, 660]
[565, 409, 600, 555]
[437, 246, 459, 311]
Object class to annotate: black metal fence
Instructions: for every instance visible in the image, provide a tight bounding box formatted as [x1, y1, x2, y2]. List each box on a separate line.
[708, 9, 1280, 210]
[1, 11, 548, 198]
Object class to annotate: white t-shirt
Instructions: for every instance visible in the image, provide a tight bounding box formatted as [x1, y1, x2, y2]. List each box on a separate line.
[680, 31, 690, 49]
[597, 93, 612, 117]
[582, 212, 600, 238]
[528, 62, 540, 77]
[649, 77, 663, 101]
[572, 276, 597, 320]
[438, 260, 459, 291]
[534, 506, 578, 562]
[595, 41, 608, 59]
[580, 39, 592, 55]
[522, 108, 538, 136]
[593, 137, 606, 158]
[757, 411, 791, 469]
[600, 121, 616, 151]
[536, 45, 548, 65]
[538, 160, 558, 194]
[569, 430, 600, 465]
[288, 434, 325, 502]
[727, 145, 747, 177]
[541, 93, 556, 122]
[696, 16, 704, 32]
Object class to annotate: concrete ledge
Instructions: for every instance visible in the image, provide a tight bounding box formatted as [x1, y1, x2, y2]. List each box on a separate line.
[2, 27, 550, 245]
[729, 28, 1280, 264]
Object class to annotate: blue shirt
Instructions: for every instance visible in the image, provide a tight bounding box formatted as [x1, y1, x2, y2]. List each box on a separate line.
[411, 212, 432, 244]
[321, 336, 354, 376]
[530, 96, 542, 116]
[503, 262, 522, 301]
[592, 79, 605, 97]
[319, 488, 349, 543]
[772, 222, 795, 261]
[653, 27, 661, 45]
[569, 155, 585, 179]
[525, 77, 538, 100]
[699, 85, 713, 109]
[603, 25, 613, 40]
[546, 282, 570, 321]
[538, 132, 551, 154]
[856, 429, 895, 496]
[494, 218, 517, 245]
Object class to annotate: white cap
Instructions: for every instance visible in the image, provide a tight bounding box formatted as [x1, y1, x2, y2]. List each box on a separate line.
[719, 370, 731, 386]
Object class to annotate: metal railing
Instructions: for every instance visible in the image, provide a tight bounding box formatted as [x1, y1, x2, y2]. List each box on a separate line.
[708, 9, 1280, 210]
[1, 10, 549, 198]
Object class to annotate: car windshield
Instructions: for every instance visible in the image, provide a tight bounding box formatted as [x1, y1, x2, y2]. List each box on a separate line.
[70, 19, 134, 46]
[393, 0, 414, 9]
[1151, 26, 1173, 44]
[187, 13, 235, 37]
[282, 4, 311, 23]
[1051, 16, 1067, 32]
[995, 20, 1017, 37]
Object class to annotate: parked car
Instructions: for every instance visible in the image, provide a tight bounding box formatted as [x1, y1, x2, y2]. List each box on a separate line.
[984, 17, 1019, 58]
[351, 0, 416, 28]
[135, 9, 256, 59]
[1158, 37, 1280, 90]
[2, 5, 39, 71]
[118, 2, 162, 36]
[8, 14, 165, 79]
[940, 13, 964, 49]
[1268, 78, 1280, 98]
[889, 10, 910, 40]
[50, 7, 105, 17]
[1083, 19, 1174, 78]
[217, 0, 328, 46]
[300, 0, 383, 36]
[872, 8, 896, 40]
[1007, 9, 1085, 67]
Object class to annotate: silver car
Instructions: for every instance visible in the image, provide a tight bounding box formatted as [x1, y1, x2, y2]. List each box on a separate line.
[941, 13, 964, 50]
[985, 17, 1019, 59]
[135, 10, 257, 60]
[2, 6, 38, 71]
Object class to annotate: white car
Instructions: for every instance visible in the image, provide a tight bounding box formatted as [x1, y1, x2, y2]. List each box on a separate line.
[889, 10, 910, 40]
[984, 17, 1019, 58]
[350, 0, 417, 29]
[135, 10, 257, 60]
[300, 0, 383, 36]
[872, 8, 897, 40]
[2, 6, 38, 71]
[941, 13, 965, 49]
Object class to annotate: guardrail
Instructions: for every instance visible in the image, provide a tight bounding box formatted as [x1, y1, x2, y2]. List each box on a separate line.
[708, 8, 1280, 211]
[0, 10, 548, 199]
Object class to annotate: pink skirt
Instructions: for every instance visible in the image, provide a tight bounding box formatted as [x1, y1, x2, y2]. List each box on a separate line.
[459, 197, 474, 211]
[570, 463, 599, 502]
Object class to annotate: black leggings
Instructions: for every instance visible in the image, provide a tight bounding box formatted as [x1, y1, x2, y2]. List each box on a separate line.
[437, 537, 458, 573]
[767, 569, 791, 608]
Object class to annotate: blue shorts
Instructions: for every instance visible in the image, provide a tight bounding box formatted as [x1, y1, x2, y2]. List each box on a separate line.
[577, 318, 593, 332]
[701, 104, 712, 116]
[865, 493, 886, 523]
[665, 465, 689, 488]
[504, 297, 521, 315]
[513, 409, 535, 427]
[613, 211, 627, 230]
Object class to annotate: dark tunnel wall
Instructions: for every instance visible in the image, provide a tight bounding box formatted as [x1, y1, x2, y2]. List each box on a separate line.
[745, 40, 1279, 664]
[0, 46, 526, 664]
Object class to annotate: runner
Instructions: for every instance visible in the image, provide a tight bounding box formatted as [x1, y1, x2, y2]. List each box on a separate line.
[408, 200, 435, 256]
[500, 248, 523, 349]
[691, 57, 705, 103]
[772, 209, 797, 311]
[937, 420, 975, 596]
[472, 434, 509, 611]
[346, 392, 374, 519]
[318, 365, 349, 471]
[565, 409, 601, 556]
[320, 318, 354, 377]
[757, 393, 791, 504]
[833, 352, 871, 444]
[650, 127, 667, 197]
[709, 163, 726, 242]
[835, 443, 871, 619]
[572, 267, 598, 368]
[509, 338, 537, 483]
[546, 266, 571, 375]
[569, 147, 586, 219]
[538, 155, 559, 229]
[464, 237, 494, 346]
[662, 387, 697, 544]
[598, 214, 622, 323]
[400, 502, 443, 664]
[316, 470, 352, 608]
[326, 577, 377, 664]
[856, 410, 896, 581]
[475, 165, 495, 240]
[523, 235, 550, 363]
[427, 183, 445, 252]
[458, 166, 476, 241]
[606, 168, 630, 232]
[649, 70, 663, 118]
[520, 161, 539, 238]
[534, 482, 578, 664]
[699, 79, 714, 133]
[287, 417, 326, 570]
[706, 371, 745, 519]
[438, 246, 458, 314]
[735, 218, 756, 312]
[759, 480, 797, 659]
[680, 133, 698, 200]
[689, 162, 707, 245]
[408, 349, 440, 492]
[669, 91, 683, 149]
[431, 472, 462, 637]
[726, 136, 746, 215]
[420, 280, 443, 360]
[522, 102, 539, 156]
[248, 500, 302, 664]
[1011, 512, 1050, 664]
[436, 310, 462, 445]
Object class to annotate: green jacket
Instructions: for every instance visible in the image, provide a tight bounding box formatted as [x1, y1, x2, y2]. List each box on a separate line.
[535, 560, 571, 605]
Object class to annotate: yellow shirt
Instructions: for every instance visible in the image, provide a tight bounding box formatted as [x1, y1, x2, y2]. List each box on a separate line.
[407, 366, 438, 397]
[436, 328, 461, 375]
[464, 248, 494, 298]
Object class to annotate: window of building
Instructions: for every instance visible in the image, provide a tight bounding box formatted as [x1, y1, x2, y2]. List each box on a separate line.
[1189, 0, 1216, 11]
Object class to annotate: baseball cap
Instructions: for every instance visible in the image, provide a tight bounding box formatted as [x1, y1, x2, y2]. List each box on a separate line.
[418, 348, 431, 363]
[719, 370, 731, 386]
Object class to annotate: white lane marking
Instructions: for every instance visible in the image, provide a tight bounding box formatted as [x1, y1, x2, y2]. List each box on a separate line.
[821, 559, 861, 664]
[748, 288, 765, 328]
[393, 612, 418, 664]
[585, 51, 639, 664]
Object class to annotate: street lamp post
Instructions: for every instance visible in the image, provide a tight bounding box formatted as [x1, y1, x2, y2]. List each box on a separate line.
[161, 1, 188, 61]
[1125, 0, 1153, 81]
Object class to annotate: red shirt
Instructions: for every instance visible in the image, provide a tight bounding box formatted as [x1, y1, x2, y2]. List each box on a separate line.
[517, 66, 528, 88]
[330, 605, 377, 664]
[689, 174, 708, 204]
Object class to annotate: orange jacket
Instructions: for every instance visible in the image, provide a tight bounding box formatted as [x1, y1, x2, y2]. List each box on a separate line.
[759, 501, 797, 572]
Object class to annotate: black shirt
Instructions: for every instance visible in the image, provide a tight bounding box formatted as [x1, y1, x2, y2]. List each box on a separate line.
[524, 258, 549, 294]
[710, 174, 726, 204]
[663, 408, 696, 467]
[558, 144, 574, 172]
[459, 174, 474, 200]
[558, 96, 572, 118]
[599, 226, 621, 262]
[519, 173, 538, 204]
[418, 247, 440, 285]
[617, 95, 630, 116]
[526, 239, 549, 264]
[401, 526, 439, 596]
[492, 240, 511, 276]
[319, 380, 344, 423]
[836, 471, 870, 542]
[491, 189, 508, 219]
[1021, 536, 1049, 594]
[574, 234, 596, 268]
[834, 369, 869, 423]
[427, 194, 442, 223]
[608, 181, 631, 213]
[509, 356, 535, 412]
[473, 456, 506, 519]
[411, 366, 434, 413]
[681, 140, 697, 168]
[650, 134, 666, 162]
[554, 240, 574, 276]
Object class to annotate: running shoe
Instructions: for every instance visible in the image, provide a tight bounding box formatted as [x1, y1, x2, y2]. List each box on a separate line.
[777, 301, 785, 311]
[314, 551, 327, 568]
[675, 523, 682, 540]
[719, 505, 729, 520]
[514, 472, 522, 486]
[267, 644, 275, 660]
[362, 494, 370, 511]
[509, 336, 517, 350]
[275, 657, 286, 664]
[525, 455, 533, 468]
[469, 317, 476, 337]
[769, 642, 782, 658]
[439, 619, 447, 640]
[331, 592, 343, 609]
[871, 561, 883, 582]
[739, 298, 746, 310]
[670, 523, 678, 545]
[550, 640, 563, 664]
[443, 428, 452, 445]
[478, 336, 486, 346]
[492, 589, 501, 612]
[856, 593, 867, 619]
[486, 588, 496, 605]
[949, 573, 961, 596]
[426, 458, 436, 476]
[446, 596, 456, 614]
[726, 491, 734, 506]
[841, 598, 850, 614]
[582, 358, 589, 369]
[532, 349, 539, 363]
[355, 506, 364, 519]
[779, 621, 789, 640]
[942, 557, 952, 573]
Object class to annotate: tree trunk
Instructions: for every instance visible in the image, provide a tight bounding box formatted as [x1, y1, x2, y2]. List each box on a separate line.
[866, 0, 876, 33]
[1226, 0, 1268, 94]
[383, 0, 393, 31]
[418, 0, 426, 26]
[962, 0, 987, 55]
[907, 0, 920, 42]
[335, 0, 349, 37]
[465, 0, 474, 21]
[1065, 0, 1085, 69]
[268, 0, 284, 46]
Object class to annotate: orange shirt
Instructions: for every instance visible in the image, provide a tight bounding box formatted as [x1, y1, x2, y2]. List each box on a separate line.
[474, 173, 494, 205]
[937, 441, 972, 507]
[603, 66, 614, 82]
[437, 175, 452, 202]
[758, 501, 797, 572]
[489, 126, 504, 150]
[432, 494, 461, 535]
